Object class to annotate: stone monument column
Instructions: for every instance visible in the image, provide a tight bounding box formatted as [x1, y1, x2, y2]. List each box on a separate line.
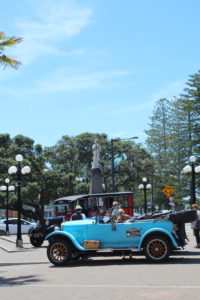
[89, 139, 103, 194]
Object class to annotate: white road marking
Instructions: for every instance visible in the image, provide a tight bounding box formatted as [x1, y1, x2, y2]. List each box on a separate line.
[0, 284, 200, 288]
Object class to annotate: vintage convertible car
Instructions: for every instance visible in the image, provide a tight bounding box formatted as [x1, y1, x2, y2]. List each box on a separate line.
[45, 210, 196, 266]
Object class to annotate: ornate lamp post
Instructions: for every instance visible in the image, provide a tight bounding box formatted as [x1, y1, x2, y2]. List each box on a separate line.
[0, 178, 15, 235]
[183, 155, 200, 204]
[8, 154, 31, 247]
[138, 177, 152, 214]
[111, 136, 138, 192]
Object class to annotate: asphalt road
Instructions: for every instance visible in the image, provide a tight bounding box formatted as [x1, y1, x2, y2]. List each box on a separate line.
[0, 225, 200, 300]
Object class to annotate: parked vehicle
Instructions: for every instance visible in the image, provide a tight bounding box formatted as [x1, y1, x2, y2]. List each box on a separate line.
[28, 216, 65, 247]
[54, 192, 134, 220]
[45, 209, 196, 266]
[0, 218, 36, 235]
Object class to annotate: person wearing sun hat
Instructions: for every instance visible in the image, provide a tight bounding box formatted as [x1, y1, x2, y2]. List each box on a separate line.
[70, 205, 86, 221]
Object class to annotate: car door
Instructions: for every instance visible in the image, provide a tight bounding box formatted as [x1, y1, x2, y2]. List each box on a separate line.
[87, 221, 142, 249]
[8, 219, 18, 234]
[0, 220, 6, 233]
[21, 220, 31, 234]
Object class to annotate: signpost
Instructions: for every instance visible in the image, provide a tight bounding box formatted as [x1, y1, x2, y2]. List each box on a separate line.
[162, 185, 174, 197]
[162, 185, 175, 210]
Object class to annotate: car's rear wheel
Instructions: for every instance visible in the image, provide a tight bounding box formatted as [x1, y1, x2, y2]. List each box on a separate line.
[144, 236, 170, 262]
[30, 237, 44, 247]
[0, 230, 6, 236]
[47, 238, 71, 266]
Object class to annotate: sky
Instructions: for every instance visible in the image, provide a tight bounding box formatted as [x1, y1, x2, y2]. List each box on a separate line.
[1, 0, 200, 147]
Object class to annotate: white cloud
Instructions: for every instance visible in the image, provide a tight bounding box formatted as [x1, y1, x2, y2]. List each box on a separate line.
[107, 80, 186, 116]
[16, 3, 92, 40]
[109, 101, 154, 116]
[151, 80, 185, 101]
[14, 42, 84, 65]
[33, 69, 131, 93]
[0, 68, 131, 98]
[10, 0, 92, 64]
[0, 68, 20, 82]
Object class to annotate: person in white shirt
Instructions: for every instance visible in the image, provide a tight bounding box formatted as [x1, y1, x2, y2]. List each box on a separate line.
[191, 204, 200, 248]
[102, 209, 111, 223]
[111, 201, 121, 219]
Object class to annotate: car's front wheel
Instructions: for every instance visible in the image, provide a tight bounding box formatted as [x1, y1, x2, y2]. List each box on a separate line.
[144, 235, 170, 262]
[30, 237, 44, 247]
[47, 238, 71, 266]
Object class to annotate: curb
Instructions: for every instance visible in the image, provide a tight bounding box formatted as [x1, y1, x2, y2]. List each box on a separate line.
[0, 236, 16, 243]
[0, 237, 33, 252]
[0, 245, 22, 253]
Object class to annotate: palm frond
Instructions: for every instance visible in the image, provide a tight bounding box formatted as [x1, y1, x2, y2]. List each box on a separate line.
[0, 55, 21, 69]
[0, 32, 22, 69]
[0, 37, 23, 47]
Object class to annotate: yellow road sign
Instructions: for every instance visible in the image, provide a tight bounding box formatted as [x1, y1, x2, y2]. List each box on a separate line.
[162, 185, 174, 197]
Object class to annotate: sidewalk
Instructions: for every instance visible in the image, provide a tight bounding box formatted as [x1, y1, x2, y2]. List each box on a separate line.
[0, 234, 35, 252]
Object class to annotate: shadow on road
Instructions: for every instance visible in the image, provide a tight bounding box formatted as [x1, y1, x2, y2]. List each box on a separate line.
[173, 250, 200, 256]
[0, 262, 49, 267]
[49, 251, 200, 268]
[0, 275, 41, 286]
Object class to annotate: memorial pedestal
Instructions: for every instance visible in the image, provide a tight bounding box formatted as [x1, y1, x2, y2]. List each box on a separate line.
[89, 168, 103, 194]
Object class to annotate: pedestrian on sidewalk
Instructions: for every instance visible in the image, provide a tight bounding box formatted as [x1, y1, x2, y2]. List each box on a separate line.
[191, 204, 200, 248]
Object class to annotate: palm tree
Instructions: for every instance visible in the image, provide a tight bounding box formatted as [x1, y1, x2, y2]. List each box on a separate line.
[0, 32, 22, 69]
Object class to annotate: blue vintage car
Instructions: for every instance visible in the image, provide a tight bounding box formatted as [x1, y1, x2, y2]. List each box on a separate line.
[45, 210, 196, 266]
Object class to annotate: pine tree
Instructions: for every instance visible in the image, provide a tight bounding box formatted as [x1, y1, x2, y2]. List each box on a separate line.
[145, 69, 200, 206]
[183, 71, 200, 157]
[145, 98, 171, 178]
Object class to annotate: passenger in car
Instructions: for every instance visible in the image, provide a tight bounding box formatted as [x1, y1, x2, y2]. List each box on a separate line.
[103, 210, 111, 223]
[110, 201, 121, 218]
[116, 209, 130, 223]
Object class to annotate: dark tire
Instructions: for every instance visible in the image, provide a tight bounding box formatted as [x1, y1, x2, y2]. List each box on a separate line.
[144, 236, 170, 262]
[0, 230, 6, 236]
[30, 237, 44, 247]
[47, 238, 71, 266]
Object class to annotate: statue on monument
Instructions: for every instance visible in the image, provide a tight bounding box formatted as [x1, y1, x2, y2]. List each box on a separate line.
[92, 139, 100, 169]
[90, 139, 103, 193]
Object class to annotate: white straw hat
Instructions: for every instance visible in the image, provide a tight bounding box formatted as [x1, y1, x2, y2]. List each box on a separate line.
[75, 205, 82, 210]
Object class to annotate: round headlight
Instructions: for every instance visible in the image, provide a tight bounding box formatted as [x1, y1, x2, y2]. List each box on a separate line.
[36, 220, 40, 225]
[45, 220, 49, 226]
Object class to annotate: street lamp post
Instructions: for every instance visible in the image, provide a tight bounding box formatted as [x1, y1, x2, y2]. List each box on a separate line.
[0, 178, 15, 235]
[111, 136, 138, 192]
[138, 177, 152, 214]
[111, 139, 116, 192]
[151, 172, 155, 213]
[8, 154, 31, 247]
[183, 155, 200, 204]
